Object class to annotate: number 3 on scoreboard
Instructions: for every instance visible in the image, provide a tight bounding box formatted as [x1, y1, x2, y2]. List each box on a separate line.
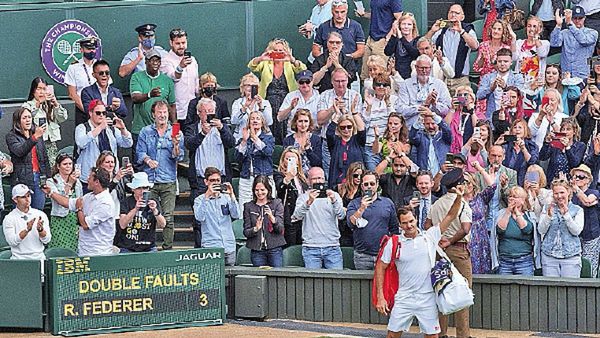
[199, 293, 208, 307]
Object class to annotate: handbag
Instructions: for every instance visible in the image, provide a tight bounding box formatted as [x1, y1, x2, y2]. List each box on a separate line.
[430, 245, 474, 315]
[503, 1, 525, 31]
[371, 235, 401, 310]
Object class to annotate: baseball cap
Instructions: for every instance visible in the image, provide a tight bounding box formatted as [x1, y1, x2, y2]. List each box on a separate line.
[296, 70, 313, 81]
[12, 184, 33, 199]
[573, 6, 586, 18]
[145, 49, 162, 60]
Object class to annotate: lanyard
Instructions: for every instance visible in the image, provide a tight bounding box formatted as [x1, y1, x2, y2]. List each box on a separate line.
[82, 63, 92, 86]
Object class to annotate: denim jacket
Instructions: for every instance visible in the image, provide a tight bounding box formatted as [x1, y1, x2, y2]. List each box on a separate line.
[136, 124, 185, 183]
[538, 203, 584, 259]
[236, 131, 274, 179]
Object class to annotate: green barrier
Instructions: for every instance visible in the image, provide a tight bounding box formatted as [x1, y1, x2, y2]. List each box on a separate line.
[0, 260, 43, 328]
[47, 248, 225, 336]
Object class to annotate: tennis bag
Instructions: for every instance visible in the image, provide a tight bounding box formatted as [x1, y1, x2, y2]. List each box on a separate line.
[371, 235, 401, 310]
[430, 245, 474, 315]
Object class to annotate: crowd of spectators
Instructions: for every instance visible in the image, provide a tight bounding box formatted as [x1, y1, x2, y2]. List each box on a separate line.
[1, 0, 600, 310]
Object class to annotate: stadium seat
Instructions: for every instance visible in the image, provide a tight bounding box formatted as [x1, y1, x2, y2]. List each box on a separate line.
[341, 247, 355, 270]
[0, 250, 11, 259]
[236, 246, 252, 266]
[228, 148, 240, 177]
[581, 257, 592, 278]
[44, 247, 78, 259]
[546, 53, 561, 66]
[272, 145, 284, 169]
[232, 177, 240, 197]
[0, 228, 9, 251]
[472, 19, 485, 40]
[282, 245, 304, 267]
[232, 218, 246, 242]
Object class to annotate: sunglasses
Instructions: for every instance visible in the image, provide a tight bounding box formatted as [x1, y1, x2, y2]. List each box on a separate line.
[96, 71, 110, 76]
[456, 93, 469, 97]
[95, 110, 107, 116]
[328, 40, 343, 45]
[170, 28, 187, 38]
[352, 173, 361, 178]
[373, 82, 390, 88]
[362, 181, 377, 187]
[573, 174, 589, 180]
[298, 79, 311, 85]
[339, 125, 353, 130]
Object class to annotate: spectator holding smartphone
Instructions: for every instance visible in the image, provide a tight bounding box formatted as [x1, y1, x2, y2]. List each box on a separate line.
[136, 100, 184, 250]
[539, 117, 586, 183]
[496, 119, 539, 186]
[193, 167, 240, 265]
[22, 77, 67, 167]
[249, 39, 307, 144]
[96, 151, 134, 220]
[6, 107, 51, 210]
[491, 86, 524, 140]
[116, 172, 165, 253]
[81, 60, 128, 125]
[347, 170, 399, 270]
[528, 88, 569, 150]
[231, 73, 273, 142]
[243, 175, 285, 267]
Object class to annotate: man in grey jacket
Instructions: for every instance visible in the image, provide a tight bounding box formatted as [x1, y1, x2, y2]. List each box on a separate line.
[292, 167, 345, 269]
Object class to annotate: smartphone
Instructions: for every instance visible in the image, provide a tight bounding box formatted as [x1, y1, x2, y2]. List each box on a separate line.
[445, 153, 454, 163]
[456, 96, 466, 106]
[38, 117, 47, 127]
[206, 114, 217, 123]
[354, 0, 365, 12]
[46, 85, 54, 97]
[184, 50, 192, 58]
[541, 96, 550, 107]
[250, 85, 259, 99]
[287, 156, 297, 173]
[172, 122, 180, 138]
[501, 92, 510, 105]
[74, 163, 82, 172]
[550, 132, 567, 150]
[142, 191, 150, 204]
[122, 156, 130, 169]
[525, 171, 540, 183]
[474, 126, 481, 139]
[220, 183, 229, 192]
[39, 174, 47, 188]
[412, 191, 421, 200]
[504, 134, 517, 143]
[269, 51, 285, 59]
[365, 190, 373, 199]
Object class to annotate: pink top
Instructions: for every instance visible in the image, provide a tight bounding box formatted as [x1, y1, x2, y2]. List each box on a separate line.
[160, 50, 199, 120]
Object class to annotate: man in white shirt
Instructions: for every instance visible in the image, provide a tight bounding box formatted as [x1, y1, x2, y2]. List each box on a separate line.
[160, 28, 199, 124]
[278, 70, 321, 137]
[3, 184, 50, 261]
[69, 167, 116, 256]
[374, 188, 464, 338]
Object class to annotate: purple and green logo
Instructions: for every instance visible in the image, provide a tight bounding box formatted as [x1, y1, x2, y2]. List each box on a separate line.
[40, 20, 102, 84]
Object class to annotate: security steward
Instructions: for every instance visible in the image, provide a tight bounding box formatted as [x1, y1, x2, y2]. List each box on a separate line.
[119, 24, 167, 78]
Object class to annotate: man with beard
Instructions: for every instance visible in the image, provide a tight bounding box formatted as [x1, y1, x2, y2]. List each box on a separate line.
[81, 60, 128, 124]
[375, 148, 418, 209]
[161, 28, 199, 125]
[396, 55, 452, 129]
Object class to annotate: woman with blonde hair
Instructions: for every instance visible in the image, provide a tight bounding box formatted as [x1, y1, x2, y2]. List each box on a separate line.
[494, 186, 538, 275]
[248, 38, 307, 143]
[326, 106, 366, 188]
[236, 111, 276, 215]
[231, 73, 273, 142]
[282, 108, 322, 174]
[513, 16, 550, 81]
[384, 13, 420, 79]
[446, 85, 477, 153]
[274, 147, 308, 246]
[538, 177, 584, 277]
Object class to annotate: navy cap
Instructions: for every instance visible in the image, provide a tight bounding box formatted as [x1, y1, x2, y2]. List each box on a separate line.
[573, 6, 586, 18]
[441, 168, 465, 188]
[296, 70, 313, 81]
[135, 24, 157, 37]
[78, 36, 99, 49]
[452, 153, 466, 164]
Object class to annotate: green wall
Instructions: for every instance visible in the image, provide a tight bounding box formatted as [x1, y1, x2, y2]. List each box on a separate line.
[0, 0, 426, 102]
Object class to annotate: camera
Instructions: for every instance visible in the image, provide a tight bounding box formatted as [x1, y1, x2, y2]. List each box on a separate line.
[314, 183, 327, 198]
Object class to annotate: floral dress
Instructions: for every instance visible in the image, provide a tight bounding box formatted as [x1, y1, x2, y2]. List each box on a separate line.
[469, 184, 497, 274]
[473, 41, 511, 118]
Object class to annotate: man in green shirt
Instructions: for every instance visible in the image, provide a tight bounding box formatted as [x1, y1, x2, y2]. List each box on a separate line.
[130, 49, 176, 163]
